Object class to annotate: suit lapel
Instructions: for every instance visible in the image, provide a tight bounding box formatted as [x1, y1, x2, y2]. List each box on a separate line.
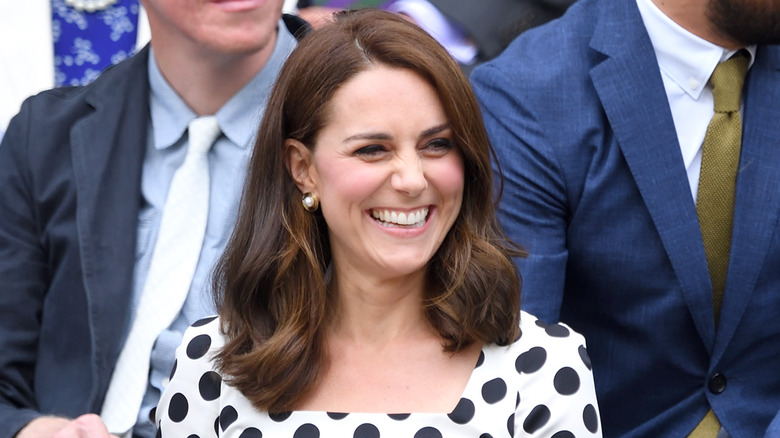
[712, 45, 780, 361]
[70, 48, 150, 401]
[588, 0, 716, 348]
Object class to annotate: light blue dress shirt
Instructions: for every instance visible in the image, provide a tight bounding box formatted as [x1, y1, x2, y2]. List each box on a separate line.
[129, 20, 297, 436]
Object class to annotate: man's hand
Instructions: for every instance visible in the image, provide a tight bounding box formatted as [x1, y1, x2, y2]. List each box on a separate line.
[18, 414, 120, 438]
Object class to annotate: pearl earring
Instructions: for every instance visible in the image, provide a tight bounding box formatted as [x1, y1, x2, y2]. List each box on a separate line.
[302, 193, 319, 212]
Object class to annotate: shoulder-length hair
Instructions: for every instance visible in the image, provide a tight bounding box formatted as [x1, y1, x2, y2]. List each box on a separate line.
[213, 9, 525, 413]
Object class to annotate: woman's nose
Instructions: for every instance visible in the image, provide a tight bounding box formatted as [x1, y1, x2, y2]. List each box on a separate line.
[390, 154, 427, 197]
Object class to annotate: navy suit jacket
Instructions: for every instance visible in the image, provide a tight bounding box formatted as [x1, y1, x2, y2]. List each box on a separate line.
[0, 48, 149, 437]
[471, 0, 780, 436]
[768, 412, 780, 438]
[0, 16, 309, 438]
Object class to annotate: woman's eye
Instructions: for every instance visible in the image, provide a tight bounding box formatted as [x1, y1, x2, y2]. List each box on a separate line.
[424, 138, 455, 154]
[354, 144, 387, 156]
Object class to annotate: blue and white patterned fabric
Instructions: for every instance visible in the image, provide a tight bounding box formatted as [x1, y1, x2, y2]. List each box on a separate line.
[52, 0, 140, 87]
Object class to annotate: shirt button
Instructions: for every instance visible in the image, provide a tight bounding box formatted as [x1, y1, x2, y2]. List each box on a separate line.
[688, 77, 700, 90]
[708, 373, 726, 394]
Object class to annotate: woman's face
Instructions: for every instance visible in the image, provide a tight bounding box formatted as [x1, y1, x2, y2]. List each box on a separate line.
[303, 65, 464, 283]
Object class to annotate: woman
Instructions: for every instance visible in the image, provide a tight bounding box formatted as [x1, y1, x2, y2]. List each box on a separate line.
[157, 10, 601, 437]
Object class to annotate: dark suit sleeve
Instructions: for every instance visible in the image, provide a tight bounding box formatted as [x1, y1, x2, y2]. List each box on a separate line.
[471, 61, 568, 324]
[0, 103, 50, 436]
[767, 411, 780, 438]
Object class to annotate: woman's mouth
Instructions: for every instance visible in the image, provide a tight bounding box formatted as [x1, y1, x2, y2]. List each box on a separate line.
[370, 207, 429, 228]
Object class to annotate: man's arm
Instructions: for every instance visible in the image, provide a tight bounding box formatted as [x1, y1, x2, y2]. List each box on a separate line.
[0, 104, 53, 438]
[766, 410, 780, 438]
[471, 61, 569, 323]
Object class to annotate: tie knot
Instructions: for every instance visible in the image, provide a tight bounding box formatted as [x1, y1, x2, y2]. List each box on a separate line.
[710, 51, 749, 113]
[187, 116, 221, 156]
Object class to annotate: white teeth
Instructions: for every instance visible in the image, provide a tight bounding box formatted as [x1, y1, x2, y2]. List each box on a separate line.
[371, 207, 429, 227]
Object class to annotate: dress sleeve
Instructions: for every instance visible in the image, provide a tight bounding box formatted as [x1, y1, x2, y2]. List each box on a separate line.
[513, 316, 602, 437]
[156, 316, 224, 437]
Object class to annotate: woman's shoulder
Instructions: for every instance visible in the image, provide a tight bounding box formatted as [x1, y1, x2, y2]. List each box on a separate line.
[524, 309, 586, 335]
[480, 311, 601, 436]
[484, 310, 592, 372]
[158, 316, 228, 431]
[516, 310, 588, 347]
[179, 315, 227, 360]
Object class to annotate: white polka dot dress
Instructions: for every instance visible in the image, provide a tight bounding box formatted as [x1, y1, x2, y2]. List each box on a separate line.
[156, 311, 602, 437]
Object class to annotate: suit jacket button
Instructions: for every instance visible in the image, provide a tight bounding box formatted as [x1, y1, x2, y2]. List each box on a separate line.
[708, 373, 726, 394]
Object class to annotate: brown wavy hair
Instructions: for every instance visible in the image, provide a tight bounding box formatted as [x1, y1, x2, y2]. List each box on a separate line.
[212, 9, 526, 413]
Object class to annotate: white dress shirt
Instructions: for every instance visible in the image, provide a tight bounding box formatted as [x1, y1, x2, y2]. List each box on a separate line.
[635, 0, 755, 201]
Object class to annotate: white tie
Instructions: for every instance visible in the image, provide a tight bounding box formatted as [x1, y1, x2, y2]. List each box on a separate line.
[101, 116, 221, 434]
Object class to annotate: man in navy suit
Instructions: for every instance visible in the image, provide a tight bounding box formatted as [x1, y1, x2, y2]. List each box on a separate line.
[471, 0, 780, 436]
[0, 0, 308, 437]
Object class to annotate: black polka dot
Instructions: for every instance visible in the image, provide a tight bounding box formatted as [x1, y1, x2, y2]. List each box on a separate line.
[213, 416, 219, 435]
[192, 316, 218, 327]
[388, 413, 411, 420]
[507, 413, 515, 436]
[523, 404, 551, 433]
[186, 435, 199, 438]
[270, 411, 293, 422]
[168, 393, 188, 422]
[481, 378, 507, 404]
[353, 423, 380, 438]
[551, 431, 575, 438]
[545, 323, 570, 338]
[475, 351, 485, 368]
[149, 407, 157, 423]
[516, 392, 520, 407]
[448, 398, 475, 424]
[220, 405, 238, 431]
[187, 334, 212, 360]
[578, 345, 592, 370]
[327, 412, 348, 420]
[583, 404, 599, 433]
[155, 428, 161, 438]
[169, 359, 177, 379]
[414, 427, 442, 438]
[480, 435, 493, 438]
[239, 427, 262, 438]
[293, 423, 320, 438]
[553, 367, 581, 395]
[199, 371, 222, 401]
[516, 347, 547, 374]
[533, 318, 571, 336]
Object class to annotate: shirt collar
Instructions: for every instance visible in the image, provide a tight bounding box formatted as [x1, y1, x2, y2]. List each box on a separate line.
[148, 18, 297, 151]
[636, 0, 756, 100]
[148, 51, 194, 151]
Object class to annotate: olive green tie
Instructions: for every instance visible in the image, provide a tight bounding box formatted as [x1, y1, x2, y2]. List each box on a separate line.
[696, 52, 749, 324]
[689, 52, 749, 438]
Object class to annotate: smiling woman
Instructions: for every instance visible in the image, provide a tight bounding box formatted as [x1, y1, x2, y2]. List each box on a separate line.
[287, 65, 465, 283]
[156, 9, 603, 437]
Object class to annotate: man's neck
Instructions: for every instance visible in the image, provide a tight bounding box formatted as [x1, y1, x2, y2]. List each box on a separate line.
[150, 31, 278, 116]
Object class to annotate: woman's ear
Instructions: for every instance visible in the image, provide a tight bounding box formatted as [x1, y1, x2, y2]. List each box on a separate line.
[285, 139, 316, 193]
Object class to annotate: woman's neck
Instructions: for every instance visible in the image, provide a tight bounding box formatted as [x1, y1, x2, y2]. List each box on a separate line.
[326, 269, 432, 346]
